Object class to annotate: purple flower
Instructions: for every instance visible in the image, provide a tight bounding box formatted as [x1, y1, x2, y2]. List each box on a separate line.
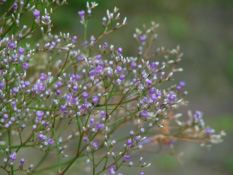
[135, 135, 141, 142]
[177, 81, 186, 91]
[95, 66, 103, 74]
[96, 55, 102, 60]
[40, 73, 47, 81]
[89, 118, 95, 125]
[33, 83, 46, 93]
[156, 91, 162, 97]
[96, 123, 105, 130]
[140, 172, 145, 175]
[77, 56, 84, 61]
[83, 137, 89, 143]
[45, 122, 50, 127]
[48, 139, 54, 145]
[140, 110, 148, 118]
[150, 62, 159, 70]
[149, 87, 156, 95]
[78, 10, 85, 17]
[13, 3, 18, 10]
[116, 66, 123, 73]
[73, 85, 78, 91]
[180, 81, 186, 87]
[71, 97, 79, 104]
[56, 90, 60, 96]
[36, 111, 44, 119]
[195, 111, 202, 118]
[11, 101, 16, 107]
[72, 36, 77, 43]
[104, 42, 108, 48]
[146, 80, 152, 87]
[92, 141, 99, 149]
[60, 105, 67, 112]
[20, 158, 25, 164]
[22, 62, 29, 70]
[102, 17, 107, 24]
[51, 42, 56, 48]
[18, 47, 25, 54]
[0, 82, 5, 89]
[56, 81, 63, 88]
[140, 35, 147, 43]
[140, 138, 152, 145]
[33, 9, 40, 19]
[76, 74, 82, 80]
[38, 84, 46, 92]
[66, 94, 72, 102]
[108, 166, 116, 175]
[8, 42, 15, 49]
[89, 70, 96, 76]
[12, 87, 19, 93]
[142, 97, 148, 103]
[81, 104, 87, 110]
[177, 86, 181, 91]
[3, 114, 8, 119]
[5, 123, 10, 128]
[168, 91, 176, 101]
[9, 152, 17, 161]
[127, 139, 132, 146]
[130, 130, 134, 135]
[101, 111, 105, 118]
[131, 62, 137, 68]
[38, 134, 44, 141]
[82, 92, 89, 99]
[92, 96, 99, 104]
[205, 128, 215, 135]
[117, 47, 122, 54]
[123, 154, 132, 160]
[24, 81, 30, 88]
[95, 78, 100, 84]
[82, 41, 89, 46]
[41, 14, 51, 24]
[119, 74, 125, 80]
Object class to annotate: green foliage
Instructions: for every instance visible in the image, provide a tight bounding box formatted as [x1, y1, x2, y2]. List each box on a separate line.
[209, 114, 233, 133]
[167, 16, 190, 40]
[155, 154, 179, 170]
[226, 51, 233, 82]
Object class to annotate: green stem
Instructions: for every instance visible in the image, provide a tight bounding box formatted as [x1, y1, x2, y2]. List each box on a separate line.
[34, 155, 86, 174]
[16, 132, 33, 153]
[58, 120, 74, 138]
[52, 129, 61, 173]
[47, 51, 70, 89]
[92, 151, 95, 175]
[84, 20, 88, 44]
[8, 129, 14, 175]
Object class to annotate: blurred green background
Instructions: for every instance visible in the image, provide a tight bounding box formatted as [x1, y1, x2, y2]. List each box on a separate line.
[2, 0, 233, 174]
[56, 0, 233, 174]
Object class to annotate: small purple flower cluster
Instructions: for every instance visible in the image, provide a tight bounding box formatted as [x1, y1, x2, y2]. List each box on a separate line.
[0, 1, 224, 175]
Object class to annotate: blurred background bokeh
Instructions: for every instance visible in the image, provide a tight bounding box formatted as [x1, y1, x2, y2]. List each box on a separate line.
[2, 0, 233, 174]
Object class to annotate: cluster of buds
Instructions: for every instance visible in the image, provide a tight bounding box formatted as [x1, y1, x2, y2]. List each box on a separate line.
[0, 1, 225, 175]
